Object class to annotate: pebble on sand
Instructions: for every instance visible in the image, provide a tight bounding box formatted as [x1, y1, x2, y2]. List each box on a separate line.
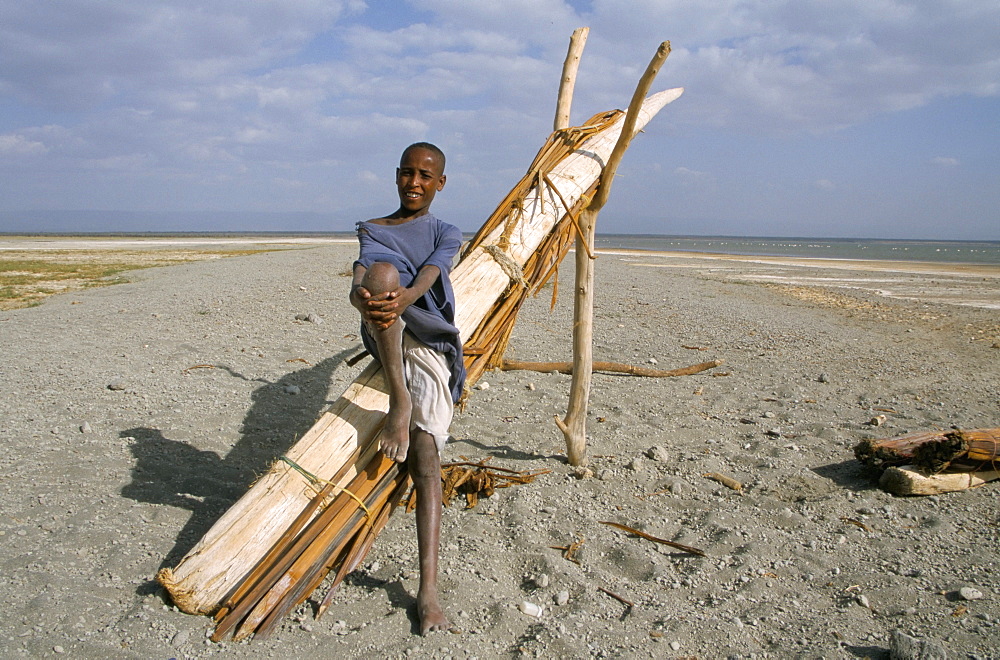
[958, 586, 984, 601]
[646, 445, 669, 462]
[518, 601, 544, 617]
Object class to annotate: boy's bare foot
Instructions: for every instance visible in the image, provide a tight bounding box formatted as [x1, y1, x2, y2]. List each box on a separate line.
[379, 397, 412, 463]
[417, 589, 450, 635]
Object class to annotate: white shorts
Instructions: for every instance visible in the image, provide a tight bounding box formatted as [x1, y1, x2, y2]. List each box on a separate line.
[402, 331, 453, 453]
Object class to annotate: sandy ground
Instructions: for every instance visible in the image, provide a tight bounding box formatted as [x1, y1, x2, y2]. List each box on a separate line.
[1, 241, 998, 659]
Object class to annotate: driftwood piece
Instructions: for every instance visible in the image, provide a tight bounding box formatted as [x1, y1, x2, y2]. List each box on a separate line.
[879, 465, 1000, 496]
[554, 28, 589, 131]
[703, 472, 743, 491]
[599, 520, 706, 557]
[598, 586, 634, 617]
[550, 537, 585, 564]
[855, 428, 1000, 473]
[557, 41, 674, 467]
[502, 358, 722, 377]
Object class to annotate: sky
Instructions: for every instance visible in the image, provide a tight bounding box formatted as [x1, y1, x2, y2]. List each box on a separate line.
[0, 0, 998, 239]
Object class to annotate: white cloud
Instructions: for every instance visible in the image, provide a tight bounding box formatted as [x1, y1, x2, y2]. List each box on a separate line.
[581, 0, 1000, 132]
[673, 166, 713, 183]
[0, 1, 355, 110]
[0, 0, 997, 237]
[0, 134, 48, 156]
[930, 156, 959, 167]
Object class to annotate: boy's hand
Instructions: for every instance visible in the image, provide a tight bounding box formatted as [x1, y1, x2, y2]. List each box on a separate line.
[352, 285, 401, 330]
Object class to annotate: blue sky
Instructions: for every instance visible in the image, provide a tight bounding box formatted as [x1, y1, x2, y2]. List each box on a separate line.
[0, 0, 997, 239]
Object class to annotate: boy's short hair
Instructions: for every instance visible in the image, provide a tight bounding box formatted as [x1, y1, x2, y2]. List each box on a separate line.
[402, 142, 446, 173]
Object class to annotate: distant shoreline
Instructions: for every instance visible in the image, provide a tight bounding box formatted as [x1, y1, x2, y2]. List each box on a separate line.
[3, 230, 998, 243]
[3, 233, 999, 270]
[600, 248, 1000, 278]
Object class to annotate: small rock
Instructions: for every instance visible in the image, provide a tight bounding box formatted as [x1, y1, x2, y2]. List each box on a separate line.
[857, 594, 871, 609]
[107, 379, 127, 391]
[475, 382, 490, 391]
[572, 466, 593, 479]
[669, 481, 684, 495]
[889, 629, 948, 660]
[765, 428, 782, 437]
[294, 312, 322, 323]
[646, 446, 669, 462]
[534, 574, 549, 589]
[817, 373, 830, 383]
[284, 384, 301, 395]
[53, 647, 64, 655]
[79, 422, 92, 434]
[554, 590, 570, 606]
[629, 457, 645, 471]
[869, 415, 887, 427]
[526, 382, 536, 391]
[300, 622, 313, 632]
[596, 468, 612, 481]
[669, 641, 681, 651]
[648, 357, 658, 365]
[518, 601, 543, 617]
[959, 586, 984, 601]
[172, 629, 190, 647]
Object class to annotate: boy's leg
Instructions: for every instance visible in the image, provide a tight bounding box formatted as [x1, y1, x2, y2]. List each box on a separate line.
[407, 428, 449, 635]
[361, 262, 412, 463]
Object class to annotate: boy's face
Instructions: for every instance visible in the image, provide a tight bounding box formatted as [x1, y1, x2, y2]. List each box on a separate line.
[396, 147, 446, 218]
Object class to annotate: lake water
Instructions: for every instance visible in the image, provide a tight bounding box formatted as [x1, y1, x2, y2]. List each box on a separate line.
[594, 235, 1000, 266]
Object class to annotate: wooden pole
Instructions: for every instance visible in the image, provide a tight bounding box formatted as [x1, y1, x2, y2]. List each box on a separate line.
[554, 28, 589, 131]
[502, 358, 722, 377]
[556, 41, 672, 467]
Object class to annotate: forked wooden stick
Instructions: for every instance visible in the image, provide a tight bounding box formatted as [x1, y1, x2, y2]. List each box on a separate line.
[556, 41, 673, 467]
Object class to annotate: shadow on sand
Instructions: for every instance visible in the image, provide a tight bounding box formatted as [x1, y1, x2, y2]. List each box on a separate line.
[121, 347, 359, 575]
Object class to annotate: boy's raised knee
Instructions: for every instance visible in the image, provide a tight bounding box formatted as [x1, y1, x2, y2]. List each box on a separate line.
[362, 261, 400, 296]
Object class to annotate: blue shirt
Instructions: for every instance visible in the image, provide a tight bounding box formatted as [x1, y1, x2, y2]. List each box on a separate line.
[354, 214, 466, 402]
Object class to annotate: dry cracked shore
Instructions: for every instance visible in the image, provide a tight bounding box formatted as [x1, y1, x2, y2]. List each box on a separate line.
[1, 243, 998, 659]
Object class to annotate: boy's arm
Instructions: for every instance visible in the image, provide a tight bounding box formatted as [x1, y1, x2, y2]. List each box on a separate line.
[387, 264, 441, 315]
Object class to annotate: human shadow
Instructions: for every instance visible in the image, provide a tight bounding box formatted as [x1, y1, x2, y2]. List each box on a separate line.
[121, 347, 358, 572]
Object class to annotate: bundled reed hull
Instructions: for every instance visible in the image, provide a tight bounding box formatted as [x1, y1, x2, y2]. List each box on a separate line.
[159, 88, 684, 615]
[855, 428, 999, 473]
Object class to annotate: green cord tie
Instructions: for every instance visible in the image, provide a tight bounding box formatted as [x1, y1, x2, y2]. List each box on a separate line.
[279, 456, 372, 522]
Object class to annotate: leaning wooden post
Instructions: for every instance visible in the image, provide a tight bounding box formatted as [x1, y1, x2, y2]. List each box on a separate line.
[556, 41, 672, 467]
[554, 27, 589, 131]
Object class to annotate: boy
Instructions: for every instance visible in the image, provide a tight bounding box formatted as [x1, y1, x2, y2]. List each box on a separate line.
[349, 142, 465, 635]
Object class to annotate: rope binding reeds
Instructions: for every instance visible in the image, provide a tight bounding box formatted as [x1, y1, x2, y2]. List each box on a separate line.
[279, 455, 372, 523]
